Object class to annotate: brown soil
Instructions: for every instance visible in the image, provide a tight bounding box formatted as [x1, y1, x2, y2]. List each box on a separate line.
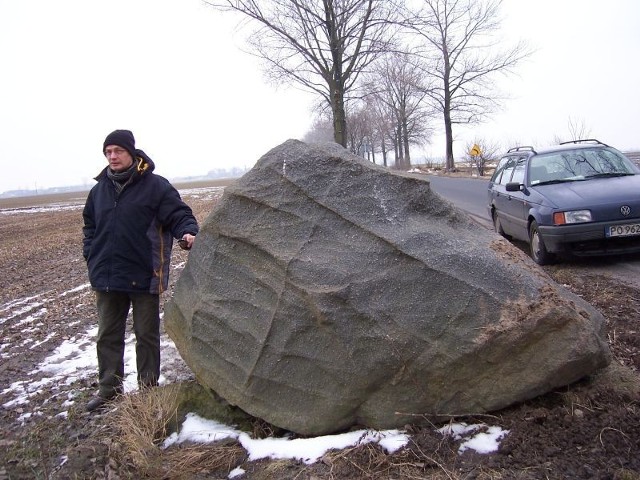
[0, 183, 638, 479]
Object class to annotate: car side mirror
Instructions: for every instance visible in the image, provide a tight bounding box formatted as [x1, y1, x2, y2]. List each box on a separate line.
[506, 182, 523, 192]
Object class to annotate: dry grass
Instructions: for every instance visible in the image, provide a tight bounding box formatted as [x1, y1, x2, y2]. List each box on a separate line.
[322, 440, 458, 480]
[110, 384, 245, 478]
[158, 442, 245, 479]
[110, 384, 181, 473]
[106, 383, 461, 479]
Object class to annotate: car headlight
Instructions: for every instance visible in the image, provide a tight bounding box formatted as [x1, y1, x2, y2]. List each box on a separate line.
[553, 210, 592, 225]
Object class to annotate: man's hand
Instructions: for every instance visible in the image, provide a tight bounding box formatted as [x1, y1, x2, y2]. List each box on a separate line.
[178, 233, 196, 250]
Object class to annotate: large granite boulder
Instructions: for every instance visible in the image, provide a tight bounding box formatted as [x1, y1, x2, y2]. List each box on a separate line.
[165, 140, 610, 436]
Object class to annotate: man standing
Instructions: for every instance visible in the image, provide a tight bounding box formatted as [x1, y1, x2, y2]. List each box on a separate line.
[82, 129, 198, 412]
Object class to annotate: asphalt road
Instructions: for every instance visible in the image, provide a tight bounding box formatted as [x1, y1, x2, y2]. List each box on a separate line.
[424, 173, 640, 288]
[425, 174, 492, 229]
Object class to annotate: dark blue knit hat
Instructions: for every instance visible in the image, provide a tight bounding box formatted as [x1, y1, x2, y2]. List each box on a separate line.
[103, 129, 136, 159]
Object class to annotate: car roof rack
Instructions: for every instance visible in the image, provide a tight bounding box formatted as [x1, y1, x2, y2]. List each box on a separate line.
[559, 139, 610, 147]
[507, 146, 536, 154]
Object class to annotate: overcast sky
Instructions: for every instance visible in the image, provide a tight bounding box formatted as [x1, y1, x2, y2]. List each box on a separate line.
[0, 0, 639, 193]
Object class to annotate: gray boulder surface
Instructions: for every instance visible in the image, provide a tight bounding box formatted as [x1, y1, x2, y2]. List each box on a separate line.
[165, 140, 610, 436]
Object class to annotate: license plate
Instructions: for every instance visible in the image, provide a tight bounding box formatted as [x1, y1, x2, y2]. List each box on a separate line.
[607, 223, 640, 237]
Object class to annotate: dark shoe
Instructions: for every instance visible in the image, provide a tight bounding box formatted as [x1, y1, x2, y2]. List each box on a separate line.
[86, 395, 114, 412]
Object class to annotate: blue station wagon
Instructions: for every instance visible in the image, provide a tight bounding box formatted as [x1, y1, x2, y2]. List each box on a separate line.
[487, 139, 640, 265]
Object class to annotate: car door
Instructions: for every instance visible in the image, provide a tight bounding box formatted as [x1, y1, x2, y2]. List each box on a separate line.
[501, 157, 529, 240]
[489, 156, 514, 232]
[492, 156, 528, 240]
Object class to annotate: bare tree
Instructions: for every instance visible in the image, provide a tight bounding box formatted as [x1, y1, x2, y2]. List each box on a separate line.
[205, 0, 400, 147]
[346, 106, 374, 158]
[404, 0, 531, 171]
[567, 117, 592, 141]
[361, 53, 435, 169]
[379, 53, 433, 169]
[463, 137, 500, 176]
[364, 95, 395, 166]
[550, 117, 593, 144]
[303, 115, 334, 143]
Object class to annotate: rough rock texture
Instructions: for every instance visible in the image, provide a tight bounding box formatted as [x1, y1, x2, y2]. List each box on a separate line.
[165, 140, 610, 436]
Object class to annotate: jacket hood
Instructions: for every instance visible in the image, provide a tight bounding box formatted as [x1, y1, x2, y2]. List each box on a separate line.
[134, 149, 155, 175]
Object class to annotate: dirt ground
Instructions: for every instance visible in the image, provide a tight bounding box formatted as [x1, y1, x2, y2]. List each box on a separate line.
[0, 183, 638, 479]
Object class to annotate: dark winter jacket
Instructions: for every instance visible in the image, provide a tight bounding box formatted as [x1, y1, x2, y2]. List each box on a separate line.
[82, 150, 198, 294]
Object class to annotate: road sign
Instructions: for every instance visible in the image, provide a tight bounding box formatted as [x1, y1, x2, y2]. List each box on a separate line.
[470, 144, 482, 156]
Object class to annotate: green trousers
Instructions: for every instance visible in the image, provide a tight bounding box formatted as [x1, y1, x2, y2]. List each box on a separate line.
[95, 291, 160, 398]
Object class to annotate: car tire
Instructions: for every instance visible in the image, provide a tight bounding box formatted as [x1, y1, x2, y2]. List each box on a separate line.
[529, 220, 555, 265]
[492, 209, 508, 238]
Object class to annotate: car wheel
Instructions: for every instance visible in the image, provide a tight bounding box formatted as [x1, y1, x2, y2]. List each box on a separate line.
[492, 209, 507, 237]
[529, 220, 555, 265]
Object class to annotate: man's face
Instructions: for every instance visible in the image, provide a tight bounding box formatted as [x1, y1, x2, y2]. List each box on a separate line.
[104, 145, 134, 172]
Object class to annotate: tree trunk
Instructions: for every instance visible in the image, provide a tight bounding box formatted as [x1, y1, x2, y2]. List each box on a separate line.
[402, 117, 411, 168]
[442, 41, 454, 171]
[396, 124, 403, 167]
[444, 110, 454, 171]
[332, 82, 347, 147]
[381, 141, 388, 167]
[327, 4, 347, 149]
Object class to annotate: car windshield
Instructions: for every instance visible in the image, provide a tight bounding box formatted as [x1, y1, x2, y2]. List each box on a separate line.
[528, 148, 637, 185]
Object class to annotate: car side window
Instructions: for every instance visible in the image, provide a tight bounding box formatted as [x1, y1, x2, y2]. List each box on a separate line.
[499, 158, 517, 185]
[511, 158, 526, 185]
[491, 157, 510, 183]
